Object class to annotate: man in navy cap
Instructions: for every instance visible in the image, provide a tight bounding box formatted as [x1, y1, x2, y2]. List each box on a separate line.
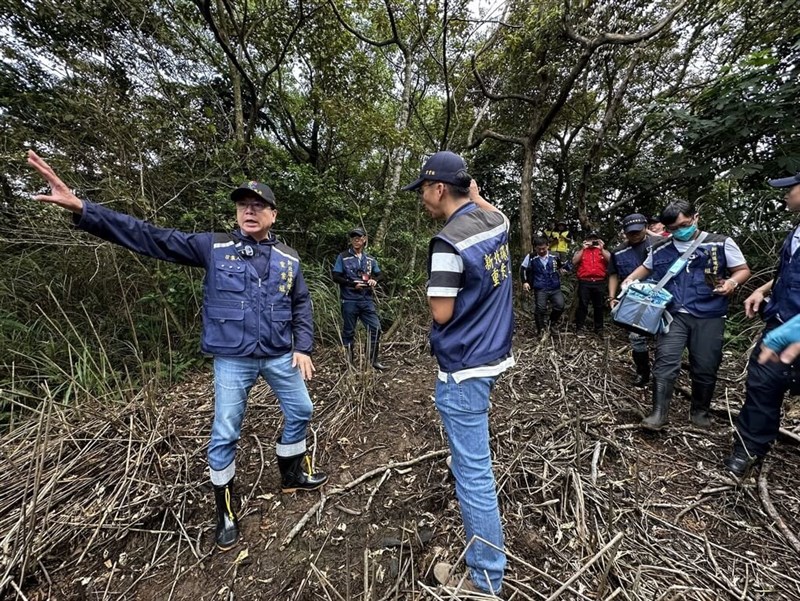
[724, 170, 800, 476]
[608, 213, 658, 386]
[332, 226, 386, 370]
[403, 150, 513, 597]
[26, 151, 328, 552]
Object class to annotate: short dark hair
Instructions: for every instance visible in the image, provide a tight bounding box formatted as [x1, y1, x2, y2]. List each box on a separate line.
[443, 182, 470, 198]
[660, 200, 696, 226]
[533, 236, 548, 247]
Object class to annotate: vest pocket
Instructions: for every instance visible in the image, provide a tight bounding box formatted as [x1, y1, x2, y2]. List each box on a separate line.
[270, 308, 293, 348]
[215, 261, 246, 292]
[205, 305, 245, 348]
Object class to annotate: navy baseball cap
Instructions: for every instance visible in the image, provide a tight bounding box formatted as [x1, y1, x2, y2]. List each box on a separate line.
[768, 172, 800, 188]
[349, 227, 366, 237]
[231, 180, 276, 208]
[622, 213, 647, 233]
[401, 151, 471, 191]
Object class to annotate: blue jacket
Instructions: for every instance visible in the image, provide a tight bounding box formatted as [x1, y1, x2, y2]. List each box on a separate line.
[648, 233, 731, 318]
[332, 249, 383, 301]
[763, 228, 800, 323]
[429, 203, 514, 372]
[521, 253, 562, 291]
[610, 237, 654, 281]
[75, 200, 314, 357]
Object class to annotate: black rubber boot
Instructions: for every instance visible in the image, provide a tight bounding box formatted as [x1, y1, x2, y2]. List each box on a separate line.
[277, 453, 329, 493]
[723, 444, 762, 477]
[212, 480, 239, 551]
[369, 336, 387, 371]
[690, 382, 714, 427]
[534, 314, 545, 335]
[550, 309, 563, 333]
[641, 380, 673, 431]
[632, 351, 650, 388]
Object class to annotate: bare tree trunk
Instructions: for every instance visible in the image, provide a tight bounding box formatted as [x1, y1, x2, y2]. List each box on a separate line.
[229, 57, 245, 147]
[374, 52, 414, 248]
[520, 142, 536, 256]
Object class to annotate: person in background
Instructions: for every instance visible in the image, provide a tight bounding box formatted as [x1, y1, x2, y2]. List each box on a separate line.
[724, 171, 800, 476]
[572, 231, 610, 336]
[521, 236, 567, 335]
[544, 220, 571, 260]
[623, 201, 750, 431]
[26, 151, 328, 553]
[331, 227, 386, 370]
[402, 151, 512, 597]
[608, 214, 657, 386]
[647, 214, 669, 237]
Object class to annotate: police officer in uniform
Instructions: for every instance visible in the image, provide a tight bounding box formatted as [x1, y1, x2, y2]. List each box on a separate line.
[520, 236, 567, 335]
[623, 200, 750, 430]
[608, 213, 657, 386]
[725, 171, 800, 476]
[332, 227, 386, 370]
[403, 151, 513, 596]
[27, 151, 328, 552]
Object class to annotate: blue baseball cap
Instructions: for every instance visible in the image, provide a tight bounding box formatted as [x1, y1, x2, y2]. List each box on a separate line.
[231, 180, 276, 207]
[401, 151, 471, 191]
[768, 172, 800, 188]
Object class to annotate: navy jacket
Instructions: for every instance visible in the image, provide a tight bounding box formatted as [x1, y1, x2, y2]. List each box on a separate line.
[521, 254, 562, 291]
[332, 249, 383, 301]
[610, 237, 654, 281]
[75, 200, 314, 357]
[429, 203, 513, 372]
[763, 227, 800, 323]
[649, 233, 731, 318]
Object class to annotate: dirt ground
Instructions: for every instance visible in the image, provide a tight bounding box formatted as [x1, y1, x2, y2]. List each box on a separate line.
[6, 320, 800, 601]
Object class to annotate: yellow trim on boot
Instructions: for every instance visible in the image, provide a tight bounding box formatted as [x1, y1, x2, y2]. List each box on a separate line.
[225, 487, 235, 521]
[305, 455, 313, 478]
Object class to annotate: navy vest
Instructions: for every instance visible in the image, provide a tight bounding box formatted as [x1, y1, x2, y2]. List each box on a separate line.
[202, 233, 300, 356]
[525, 254, 561, 290]
[429, 203, 514, 372]
[337, 250, 378, 301]
[763, 228, 800, 322]
[649, 233, 730, 318]
[612, 237, 654, 281]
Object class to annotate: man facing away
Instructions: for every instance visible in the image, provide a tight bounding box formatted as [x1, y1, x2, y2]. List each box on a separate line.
[402, 151, 512, 597]
[724, 171, 800, 476]
[331, 227, 386, 370]
[26, 151, 327, 552]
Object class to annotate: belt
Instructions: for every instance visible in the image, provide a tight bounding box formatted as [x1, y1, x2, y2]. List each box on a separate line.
[579, 278, 605, 282]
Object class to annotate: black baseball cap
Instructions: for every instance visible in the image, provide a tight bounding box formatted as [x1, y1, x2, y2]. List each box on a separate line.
[349, 227, 366, 237]
[401, 151, 471, 191]
[584, 230, 600, 240]
[622, 213, 647, 233]
[768, 172, 800, 188]
[231, 181, 276, 208]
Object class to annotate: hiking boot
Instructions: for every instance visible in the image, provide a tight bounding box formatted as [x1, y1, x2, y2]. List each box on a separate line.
[277, 453, 328, 493]
[689, 382, 714, 428]
[212, 480, 239, 551]
[632, 351, 650, 387]
[641, 380, 672, 431]
[723, 446, 763, 477]
[433, 562, 498, 598]
[368, 337, 387, 371]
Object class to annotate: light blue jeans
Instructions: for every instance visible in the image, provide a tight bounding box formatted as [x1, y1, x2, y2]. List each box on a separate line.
[435, 374, 505, 594]
[208, 354, 313, 485]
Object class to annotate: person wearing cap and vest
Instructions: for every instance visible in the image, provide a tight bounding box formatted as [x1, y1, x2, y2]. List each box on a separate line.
[608, 214, 658, 386]
[402, 151, 513, 597]
[724, 171, 800, 476]
[623, 200, 750, 431]
[26, 151, 328, 552]
[520, 236, 568, 335]
[331, 227, 386, 370]
[573, 231, 611, 335]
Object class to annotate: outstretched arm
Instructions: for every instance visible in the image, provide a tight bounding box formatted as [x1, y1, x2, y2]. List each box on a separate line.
[27, 151, 84, 213]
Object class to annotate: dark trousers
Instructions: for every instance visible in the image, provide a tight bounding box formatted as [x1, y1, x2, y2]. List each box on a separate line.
[534, 288, 565, 319]
[652, 313, 724, 388]
[736, 322, 800, 456]
[576, 280, 605, 331]
[341, 298, 381, 349]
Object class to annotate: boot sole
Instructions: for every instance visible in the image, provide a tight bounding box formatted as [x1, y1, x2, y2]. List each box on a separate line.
[640, 422, 667, 431]
[216, 538, 239, 551]
[281, 483, 325, 493]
